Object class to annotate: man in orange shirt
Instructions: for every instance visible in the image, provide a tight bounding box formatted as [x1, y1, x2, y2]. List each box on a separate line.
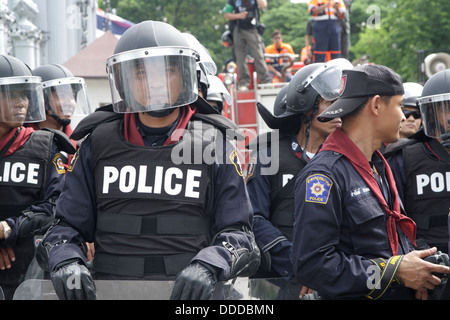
[308, 0, 346, 63]
[265, 30, 295, 82]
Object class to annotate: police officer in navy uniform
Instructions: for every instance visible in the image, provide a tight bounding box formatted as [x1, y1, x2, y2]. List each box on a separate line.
[292, 64, 450, 300]
[246, 59, 353, 299]
[0, 55, 75, 299]
[384, 70, 450, 255]
[39, 20, 259, 300]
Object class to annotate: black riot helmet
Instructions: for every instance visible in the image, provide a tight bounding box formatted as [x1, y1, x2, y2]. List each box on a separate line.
[417, 70, 450, 138]
[183, 32, 218, 100]
[206, 75, 231, 113]
[33, 64, 73, 81]
[0, 54, 45, 124]
[286, 63, 324, 115]
[286, 58, 354, 115]
[32, 64, 92, 126]
[403, 82, 423, 108]
[273, 84, 290, 116]
[257, 84, 301, 133]
[107, 21, 199, 115]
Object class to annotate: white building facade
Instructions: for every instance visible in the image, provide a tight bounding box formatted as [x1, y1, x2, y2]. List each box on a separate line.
[0, 0, 97, 69]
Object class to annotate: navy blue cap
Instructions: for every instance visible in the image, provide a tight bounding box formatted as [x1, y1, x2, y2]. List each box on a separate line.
[317, 64, 404, 122]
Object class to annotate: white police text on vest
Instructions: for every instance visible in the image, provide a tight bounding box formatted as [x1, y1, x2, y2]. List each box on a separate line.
[100, 163, 209, 202]
[0, 161, 41, 186]
[416, 172, 450, 195]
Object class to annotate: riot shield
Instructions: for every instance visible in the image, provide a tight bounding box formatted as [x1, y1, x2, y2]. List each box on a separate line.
[13, 277, 298, 300]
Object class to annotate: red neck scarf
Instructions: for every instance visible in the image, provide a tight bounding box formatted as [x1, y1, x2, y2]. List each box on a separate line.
[123, 106, 196, 146]
[63, 124, 77, 149]
[321, 128, 416, 255]
[0, 126, 35, 157]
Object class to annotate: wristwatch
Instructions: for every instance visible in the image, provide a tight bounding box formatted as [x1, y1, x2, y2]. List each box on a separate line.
[0, 221, 11, 239]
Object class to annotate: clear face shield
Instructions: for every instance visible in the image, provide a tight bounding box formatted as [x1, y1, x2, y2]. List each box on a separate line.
[0, 76, 45, 124]
[303, 58, 354, 100]
[206, 75, 231, 105]
[43, 77, 92, 119]
[418, 93, 450, 138]
[107, 47, 198, 113]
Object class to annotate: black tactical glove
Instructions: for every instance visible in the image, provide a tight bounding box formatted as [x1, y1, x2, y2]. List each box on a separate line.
[170, 261, 218, 300]
[18, 211, 54, 238]
[51, 260, 96, 300]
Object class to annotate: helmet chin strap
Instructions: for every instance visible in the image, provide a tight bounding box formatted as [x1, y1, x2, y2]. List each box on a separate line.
[300, 97, 320, 163]
[50, 114, 71, 126]
[145, 108, 176, 118]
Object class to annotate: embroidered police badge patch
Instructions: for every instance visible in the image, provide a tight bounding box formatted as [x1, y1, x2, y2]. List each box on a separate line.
[305, 173, 333, 204]
[52, 153, 66, 175]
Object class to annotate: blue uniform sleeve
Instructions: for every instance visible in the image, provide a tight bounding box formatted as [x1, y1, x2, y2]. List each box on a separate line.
[44, 137, 96, 272]
[292, 168, 375, 299]
[246, 147, 293, 278]
[192, 139, 257, 281]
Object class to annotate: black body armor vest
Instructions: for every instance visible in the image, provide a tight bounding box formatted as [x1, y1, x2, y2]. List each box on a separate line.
[90, 118, 218, 278]
[0, 130, 55, 294]
[265, 135, 307, 241]
[0, 130, 53, 218]
[404, 141, 450, 250]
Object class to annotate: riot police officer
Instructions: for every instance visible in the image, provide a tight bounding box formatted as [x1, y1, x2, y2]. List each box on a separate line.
[246, 58, 353, 299]
[39, 20, 259, 300]
[206, 75, 231, 114]
[384, 70, 450, 254]
[399, 82, 423, 139]
[30, 64, 91, 147]
[0, 55, 75, 299]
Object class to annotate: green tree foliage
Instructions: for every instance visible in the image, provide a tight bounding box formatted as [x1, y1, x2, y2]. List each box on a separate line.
[351, 0, 450, 82]
[100, 0, 312, 71]
[100, 0, 450, 82]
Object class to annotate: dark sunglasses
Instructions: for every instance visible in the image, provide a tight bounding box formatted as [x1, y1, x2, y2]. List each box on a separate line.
[403, 110, 421, 119]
